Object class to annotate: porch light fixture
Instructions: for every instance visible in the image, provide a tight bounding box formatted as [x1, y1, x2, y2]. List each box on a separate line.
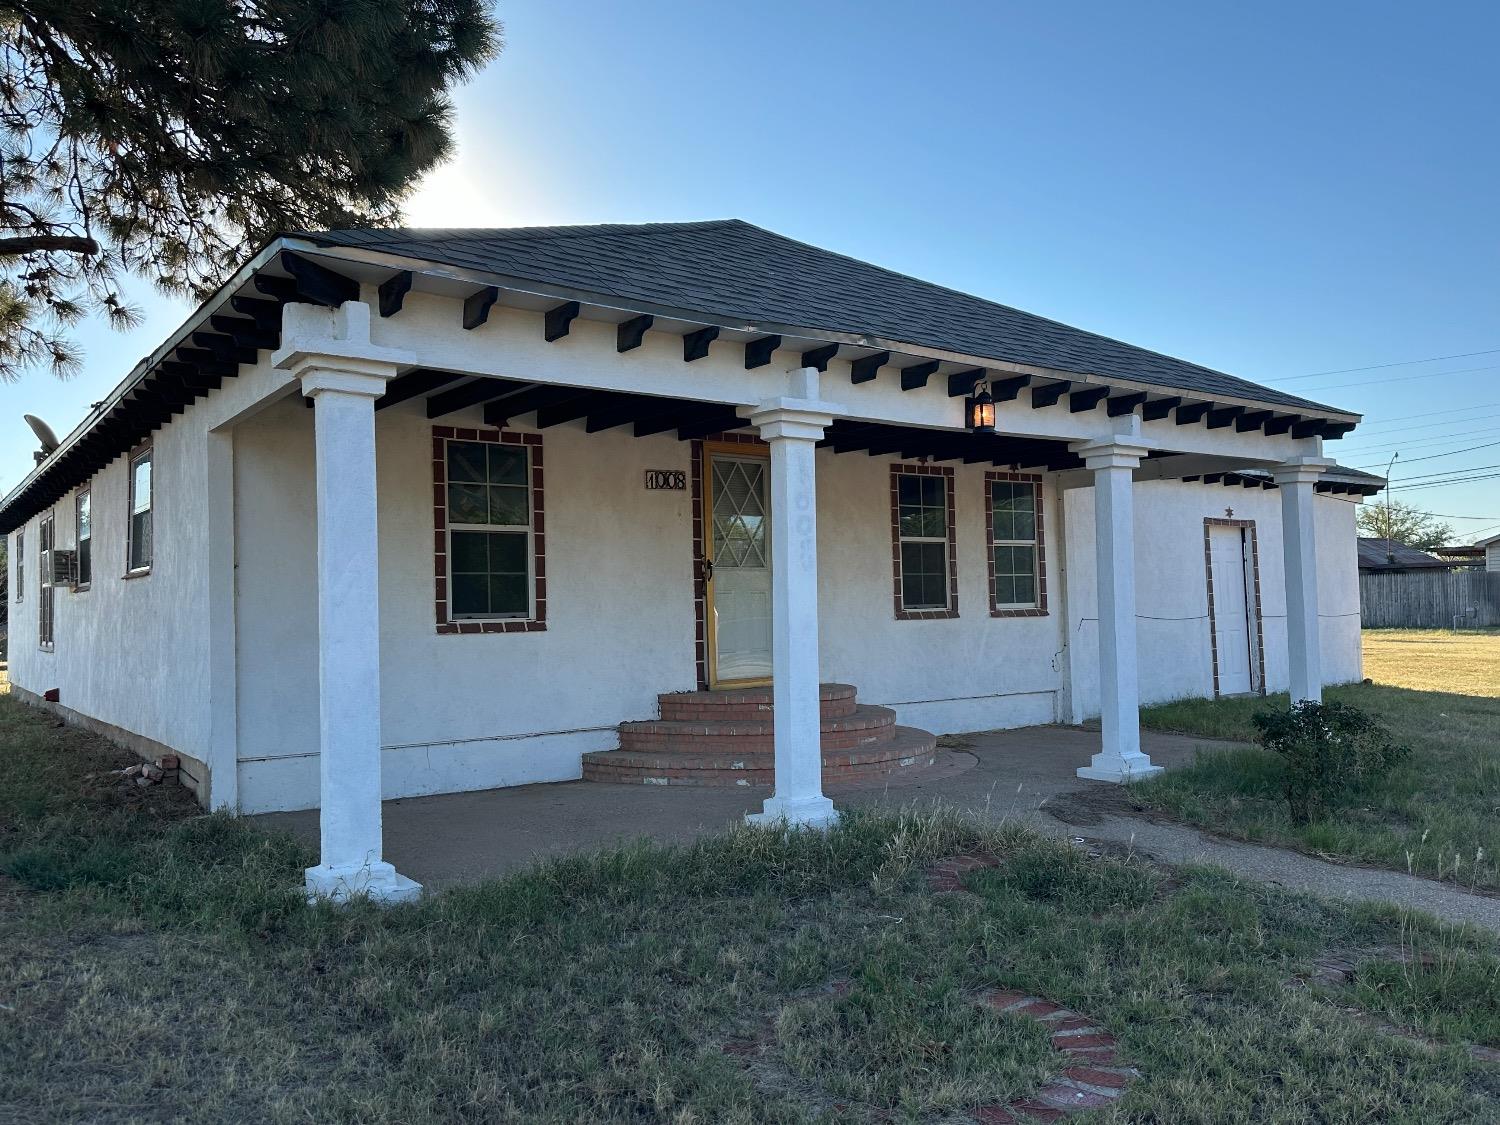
[966, 384, 996, 435]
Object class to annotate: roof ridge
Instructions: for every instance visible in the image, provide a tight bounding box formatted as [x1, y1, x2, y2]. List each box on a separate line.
[307, 218, 746, 246]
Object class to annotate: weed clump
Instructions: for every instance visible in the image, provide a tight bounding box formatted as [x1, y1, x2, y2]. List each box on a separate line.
[1252, 700, 1409, 826]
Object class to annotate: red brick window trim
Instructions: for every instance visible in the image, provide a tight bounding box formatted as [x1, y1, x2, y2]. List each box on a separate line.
[1202, 517, 1266, 697]
[432, 425, 546, 635]
[985, 471, 1048, 618]
[890, 462, 958, 620]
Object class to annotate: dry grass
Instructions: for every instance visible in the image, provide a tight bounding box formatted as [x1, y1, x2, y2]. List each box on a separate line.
[1362, 628, 1500, 698]
[2, 695, 1499, 1122]
[1137, 629, 1500, 888]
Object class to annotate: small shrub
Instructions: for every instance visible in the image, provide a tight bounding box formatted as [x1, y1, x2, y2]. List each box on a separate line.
[1252, 700, 1409, 825]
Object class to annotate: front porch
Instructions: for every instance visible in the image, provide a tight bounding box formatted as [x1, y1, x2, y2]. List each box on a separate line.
[258, 723, 1215, 888]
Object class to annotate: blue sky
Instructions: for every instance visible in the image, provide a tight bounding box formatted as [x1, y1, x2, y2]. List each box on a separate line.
[4, 1, 1497, 539]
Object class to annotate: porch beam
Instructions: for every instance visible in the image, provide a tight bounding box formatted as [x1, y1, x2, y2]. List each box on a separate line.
[229, 296, 283, 331]
[684, 326, 720, 362]
[1030, 381, 1072, 408]
[617, 314, 655, 353]
[191, 331, 256, 366]
[800, 343, 839, 372]
[676, 410, 746, 441]
[948, 367, 993, 397]
[425, 376, 520, 420]
[484, 384, 585, 427]
[745, 335, 782, 369]
[1175, 402, 1211, 425]
[1206, 405, 1244, 429]
[376, 369, 463, 411]
[899, 360, 940, 391]
[1263, 414, 1298, 436]
[253, 272, 298, 303]
[280, 251, 360, 307]
[1106, 392, 1148, 418]
[463, 286, 500, 330]
[1235, 410, 1273, 433]
[209, 314, 278, 351]
[544, 300, 581, 342]
[850, 351, 889, 384]
[1069, 386, 1110, 413]
[991, 375, 1030, 402]
[1140, 396, 1181, 421]
[378, 271, 413, 317]
[535, 393, 605, 428]
[584, 394, 682, 434]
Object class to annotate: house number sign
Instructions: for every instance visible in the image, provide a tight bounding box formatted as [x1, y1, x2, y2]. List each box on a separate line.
[645, 469, 687, 490]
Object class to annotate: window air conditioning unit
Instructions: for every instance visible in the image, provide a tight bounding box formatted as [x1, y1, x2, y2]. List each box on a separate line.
[47, 549, 78, 588]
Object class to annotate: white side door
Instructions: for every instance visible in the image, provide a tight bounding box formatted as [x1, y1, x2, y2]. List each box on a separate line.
[1209, 524, 1255, 695]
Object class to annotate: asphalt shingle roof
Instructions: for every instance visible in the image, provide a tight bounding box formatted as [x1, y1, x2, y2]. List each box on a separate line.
[1357, 538, 1451, 570]
[298, 220, 1352, 417]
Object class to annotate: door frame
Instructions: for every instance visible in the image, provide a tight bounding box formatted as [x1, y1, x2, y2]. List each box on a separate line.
[1202, 516, 1266, 697]
[700, 439, 773, 690]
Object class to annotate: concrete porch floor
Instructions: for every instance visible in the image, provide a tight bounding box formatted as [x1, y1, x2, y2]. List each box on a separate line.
[257, 725, 1211, 889]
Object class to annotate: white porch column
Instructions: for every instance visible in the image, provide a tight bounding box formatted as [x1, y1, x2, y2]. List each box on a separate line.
[744, 368, 843, 829]
[1072, 438, 1161, 783]
[1273, 456, 1334, 703]
[273, 302, 420, 904]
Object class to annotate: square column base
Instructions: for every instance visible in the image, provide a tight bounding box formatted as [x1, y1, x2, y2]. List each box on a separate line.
[305, 860, 423, 906]
[1077, 754, 1163, 784]
[746, 794, 840, 829]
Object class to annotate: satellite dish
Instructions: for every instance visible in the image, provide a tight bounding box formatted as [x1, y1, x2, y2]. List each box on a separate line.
[24, 414, 60, 455]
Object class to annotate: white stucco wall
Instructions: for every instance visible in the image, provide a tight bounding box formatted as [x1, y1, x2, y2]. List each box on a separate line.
[1062, 479, 1363, 721]
[6, 385, 1367, 815]
[230, 396, 1067, 813]
[4, 400, 217, 787]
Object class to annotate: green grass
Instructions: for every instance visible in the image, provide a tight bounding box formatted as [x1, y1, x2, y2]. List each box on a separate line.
[1136, 676, 1500, 890]
[2, 696, 1499, 1122]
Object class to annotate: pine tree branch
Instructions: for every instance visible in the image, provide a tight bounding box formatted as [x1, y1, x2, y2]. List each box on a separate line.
[0, 234, 99, 256]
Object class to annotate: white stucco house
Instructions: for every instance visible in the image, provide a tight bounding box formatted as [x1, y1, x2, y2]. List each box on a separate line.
[2, 220, 1381, 902]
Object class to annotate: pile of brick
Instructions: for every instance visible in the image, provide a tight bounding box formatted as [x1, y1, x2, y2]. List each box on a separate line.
[115, 755, 180, 788]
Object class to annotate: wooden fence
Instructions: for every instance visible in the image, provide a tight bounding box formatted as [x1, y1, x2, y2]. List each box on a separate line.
[1359, 569, 1500, 628]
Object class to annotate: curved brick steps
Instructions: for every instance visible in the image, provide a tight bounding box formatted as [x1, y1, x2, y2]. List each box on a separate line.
[657, 682, 858, 722]
[582, 726, 938, 787]
[583, 683, 939, 787]
[618, 703, 897, 755]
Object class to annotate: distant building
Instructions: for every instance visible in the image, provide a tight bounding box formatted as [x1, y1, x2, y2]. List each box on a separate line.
[1356, 537, 1452, 572]
[1480, 532, 1500, 573]
[1430, 544, 1484, 569]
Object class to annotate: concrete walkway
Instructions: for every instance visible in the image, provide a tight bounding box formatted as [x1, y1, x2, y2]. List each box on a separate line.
[258, 725, 1500, 935]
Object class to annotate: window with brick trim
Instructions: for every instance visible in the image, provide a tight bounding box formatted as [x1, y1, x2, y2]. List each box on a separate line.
[890, 464, 958, 618]
[75, 489, 91, 589]
[986, 473, 1047, 616]
[127, 445, 153, 574]
[433, 426, 546, 633]
[38, 511, 54, 649]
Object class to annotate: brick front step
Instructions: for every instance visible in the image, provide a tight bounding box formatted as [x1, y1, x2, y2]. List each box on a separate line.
[581, 725, 938, 787]
[618, 704, 897, 755]
[656, 683, 857, 722]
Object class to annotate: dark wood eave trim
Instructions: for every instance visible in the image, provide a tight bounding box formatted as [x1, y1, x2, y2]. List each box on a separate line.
[280, 240, 1362, 425]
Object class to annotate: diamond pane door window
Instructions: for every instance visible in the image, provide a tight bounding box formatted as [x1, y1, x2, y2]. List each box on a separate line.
[708, 452, 772, 685]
